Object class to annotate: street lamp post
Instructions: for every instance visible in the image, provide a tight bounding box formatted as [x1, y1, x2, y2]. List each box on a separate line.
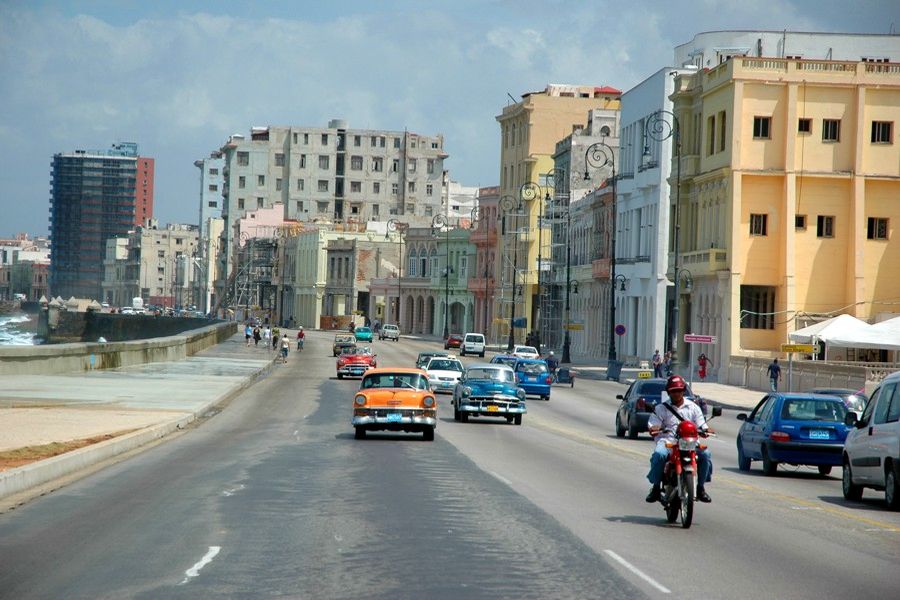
[499, 194, 520, 352]
[431, 214, 452, 339]
[519, 181, 544, 351]
[584, 141, 617, 366]
[385, 219, 407, 326]
[644, 110, 682, 373]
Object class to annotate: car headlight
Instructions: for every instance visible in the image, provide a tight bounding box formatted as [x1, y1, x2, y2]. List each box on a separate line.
[462, 386, 472, 397]
[516, 388, 526, 400]
[423, 396, 435, 407]
[354, 394, 366, 406]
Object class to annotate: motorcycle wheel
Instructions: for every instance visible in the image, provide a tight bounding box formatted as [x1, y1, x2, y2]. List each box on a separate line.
[665, 489, 680, 524]
[680, 472, 695, 529]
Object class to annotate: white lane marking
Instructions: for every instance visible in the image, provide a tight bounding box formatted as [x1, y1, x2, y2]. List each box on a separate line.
[488, 470, 512, 486]
[179, 546, 221, 585]
[791, 506, 822, 511]
[604, 549, 671, 594]
[222, 484, 245, 497]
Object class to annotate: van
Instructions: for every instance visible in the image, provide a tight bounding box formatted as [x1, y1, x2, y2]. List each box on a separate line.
[461, 333, 485, 358]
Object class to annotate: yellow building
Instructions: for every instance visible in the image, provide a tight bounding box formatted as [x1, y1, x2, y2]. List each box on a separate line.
[670, 57, 900, 370]
[494, 84, 621, 346]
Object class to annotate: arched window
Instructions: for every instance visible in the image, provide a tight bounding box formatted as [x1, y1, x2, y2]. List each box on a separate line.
[419, 249, 427, 277]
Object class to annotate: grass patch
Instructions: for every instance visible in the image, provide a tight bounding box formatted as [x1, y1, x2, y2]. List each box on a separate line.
[0, 431, 135, 471]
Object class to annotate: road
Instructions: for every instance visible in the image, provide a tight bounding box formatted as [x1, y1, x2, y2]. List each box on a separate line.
[0, 331, 897, 599]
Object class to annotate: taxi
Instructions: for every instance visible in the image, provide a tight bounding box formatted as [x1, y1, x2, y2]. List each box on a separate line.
[336, 346, 377, 379]
[352, 368, 437, 441]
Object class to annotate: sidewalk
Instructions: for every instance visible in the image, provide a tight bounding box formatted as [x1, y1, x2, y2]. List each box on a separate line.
[0, 333, 275, 503]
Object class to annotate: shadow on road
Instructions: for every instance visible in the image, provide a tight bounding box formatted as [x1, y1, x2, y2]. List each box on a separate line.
[817, 494, 890, 513]
[604, 514, 671, 528]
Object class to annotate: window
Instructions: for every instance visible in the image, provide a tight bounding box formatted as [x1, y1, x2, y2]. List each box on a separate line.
[350, 181, 361, 193]
[817, 215, 835, 238]
[208, 184, 218, 192]
[867, 217, 889, 240]
[372, 204, 379, 216]
[753, 116, 771, 139]
[317, 201, 329, 213]
[393, 137, 400, 148]
[237, 152, 249, 166]
[297, 200, 304, 212]
[208, 201, 217, 208]
[391, 183, 399, 196]
[257, 197, 264, 208]
[257, 175, 265, 186]
[238, 176, 246, 189]
[798, 118, 812, 134]
[718, 111, 727, 152]
[318, 180, 329, 192]
[299, 154, 306, 168]
[297, 178, 304, 191]
[707, 115, 716, 155]
[321, 134, 329, 145]
[371, 136, 377, 147]
[427, 159, 435, 174]
[432, 141, 439, 149]
[795, 215, 807, 230]
[292, 133, 298, 144]
[408, 159, 417, 172]
[380, 136, 386, 147]
[871, 121, 893, 144]
[750, 214, 768, 236]
[238, 198, 245, 209]
[373, 182, 381, 194]
[408, 182, 416, 193]
[209, 168, 219, 175]
[157, 250, 165, 258]
[373, 157, 383, 172]
[353, 135, 361, 147]
[822, 119, 841, 142]
[350, 156, 363, 170]
[303, 133, 309, 145]
[426, 184, 433, 196]
[275, 178, 282, 191]
[274, 153, 285, 166]
[740, 285, 775, 330]
[319, 155, 330, 169]
[391, 159, 399, 173]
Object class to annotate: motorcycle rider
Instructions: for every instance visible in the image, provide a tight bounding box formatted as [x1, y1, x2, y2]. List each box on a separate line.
[645, 374, 714, 503]
[545, 350, 559, 375]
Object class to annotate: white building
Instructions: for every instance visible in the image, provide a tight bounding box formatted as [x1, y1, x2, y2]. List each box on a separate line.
[194, 152, 224, 240]
[444, 178, 479, 224]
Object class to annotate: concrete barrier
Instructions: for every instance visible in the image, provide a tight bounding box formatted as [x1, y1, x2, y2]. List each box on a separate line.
[0, 322, 237, 376]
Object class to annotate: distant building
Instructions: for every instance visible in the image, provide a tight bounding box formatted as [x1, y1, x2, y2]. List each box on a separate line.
[194, 152, 224, 240]
[49, 142, 155, 300]
[443, 178, 479, 224]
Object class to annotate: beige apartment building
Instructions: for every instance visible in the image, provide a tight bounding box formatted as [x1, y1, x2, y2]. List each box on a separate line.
[670, 57, 900, 377]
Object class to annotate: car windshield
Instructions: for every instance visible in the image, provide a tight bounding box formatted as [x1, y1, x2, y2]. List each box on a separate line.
[515, 346, 537, 354]
[362, 373, 429, 390]
[781, 398, 848, 422]
[467, 368, 514, 383]
[516, 362, 548, 375]
[428, 359, 463, 372]
[465, 335, 483, 342]
[356, 327, 371, 333]
[336, 335, 354, 342]
[492, 356, 518, 367]
[636, 382, 667, 395]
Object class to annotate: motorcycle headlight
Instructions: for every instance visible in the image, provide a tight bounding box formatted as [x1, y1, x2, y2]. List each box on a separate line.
[678, 438, 697, 451]
[516, 388, 526, 400]
[354, 394, 366, 406]
[423, 396, 435, 408]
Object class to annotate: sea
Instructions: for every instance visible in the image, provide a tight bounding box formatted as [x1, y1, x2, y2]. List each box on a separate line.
[0, 313, 39, 346]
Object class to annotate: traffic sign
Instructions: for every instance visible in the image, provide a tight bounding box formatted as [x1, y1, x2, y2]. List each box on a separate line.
[614, 324, 626, 336]
[781, 343, 816, 353]
[684, 334, 717, 344]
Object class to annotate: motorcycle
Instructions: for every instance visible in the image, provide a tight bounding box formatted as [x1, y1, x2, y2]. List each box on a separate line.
[656, 407, 721, 529]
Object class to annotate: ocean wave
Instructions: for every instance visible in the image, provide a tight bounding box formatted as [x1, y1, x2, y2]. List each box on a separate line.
[0, 313, 37, 345]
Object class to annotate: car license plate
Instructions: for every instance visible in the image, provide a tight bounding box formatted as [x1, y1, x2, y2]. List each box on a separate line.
[528, 376, 536, 382]
[386, 413, 402, 423]
[809, 429, 829, 439]
[487, 405, 499, 412]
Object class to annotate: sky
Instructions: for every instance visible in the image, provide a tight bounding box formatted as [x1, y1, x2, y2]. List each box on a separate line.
[1, 0, 898, 237]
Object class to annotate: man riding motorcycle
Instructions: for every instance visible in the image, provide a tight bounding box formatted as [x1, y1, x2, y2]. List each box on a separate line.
[646, 374, 714, 503]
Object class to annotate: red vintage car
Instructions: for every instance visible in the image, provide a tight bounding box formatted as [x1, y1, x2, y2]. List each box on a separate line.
[337, 347, 377, 379]
[444, 333, 464, 349]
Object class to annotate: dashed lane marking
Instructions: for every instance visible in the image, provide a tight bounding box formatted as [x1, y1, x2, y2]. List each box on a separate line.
[604, 549, 671, 594]
[179, 546, 221, 585]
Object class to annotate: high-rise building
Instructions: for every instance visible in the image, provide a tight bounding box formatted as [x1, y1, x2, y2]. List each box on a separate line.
[49, 142, 154, 299]
[194, 152, 224, 239]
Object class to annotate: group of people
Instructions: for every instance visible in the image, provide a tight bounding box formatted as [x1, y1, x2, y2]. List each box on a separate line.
[243, 323, 306, 364]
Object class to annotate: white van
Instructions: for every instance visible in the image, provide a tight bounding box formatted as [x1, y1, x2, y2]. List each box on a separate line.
[461, 333, 485, 357]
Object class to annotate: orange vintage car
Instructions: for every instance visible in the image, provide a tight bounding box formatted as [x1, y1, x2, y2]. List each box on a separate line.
[352, 368, 437, 441]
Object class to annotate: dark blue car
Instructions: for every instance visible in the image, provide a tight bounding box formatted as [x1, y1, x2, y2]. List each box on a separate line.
[513, 359, 552, 401]
[736, 393, 852, 476]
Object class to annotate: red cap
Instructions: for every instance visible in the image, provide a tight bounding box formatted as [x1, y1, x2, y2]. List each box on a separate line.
[666, 375, 687, 392]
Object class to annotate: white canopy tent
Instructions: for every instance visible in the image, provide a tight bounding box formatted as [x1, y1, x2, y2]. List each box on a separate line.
[827, 316, 900, 351]
[788, 314, 871, 344]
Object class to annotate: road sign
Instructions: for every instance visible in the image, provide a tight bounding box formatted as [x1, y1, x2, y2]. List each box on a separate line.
[614, 324, 626, 336]
[684, 334, 717, 344]
[565, 323, 584, 331]
[512, 317, 527, 328]
[781, 343, 816, 353]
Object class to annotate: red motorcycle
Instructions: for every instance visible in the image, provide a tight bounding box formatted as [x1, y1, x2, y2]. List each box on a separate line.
[658, 419, 716, 529]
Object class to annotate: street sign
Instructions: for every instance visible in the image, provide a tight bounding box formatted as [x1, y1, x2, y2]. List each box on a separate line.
[512, 317, 527, 328]
[614, 324, 626, 336]
[565, 323, 584, 331]
[781, 343, 816, 353]
[684, 334, 717, 344]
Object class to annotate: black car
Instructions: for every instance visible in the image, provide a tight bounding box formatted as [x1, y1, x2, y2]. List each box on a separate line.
[615, 378, 704, 439]
[806, 388, 867, 413]
[416, 351, 450, 369]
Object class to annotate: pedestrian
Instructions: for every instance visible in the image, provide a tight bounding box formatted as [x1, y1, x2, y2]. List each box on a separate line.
[280, 333, 290, 364]
[272, 327, 280, 350]
[253, 326, 261, 347]
[245, 323, 252, 346]
[263, 325, 271, 348]
[652, 349, 662, 378]
[663, 351, 673, 377]
[698, 353, 712, 381]
[766, 358, 782, 391]
[296, 326, 305, 352]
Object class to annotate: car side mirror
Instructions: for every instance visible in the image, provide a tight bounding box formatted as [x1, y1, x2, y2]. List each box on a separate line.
[707, 406, 723, 419]
[844, 412, 862, 427]
[616, 394, 624, 400]
[736, 413, 748, 421]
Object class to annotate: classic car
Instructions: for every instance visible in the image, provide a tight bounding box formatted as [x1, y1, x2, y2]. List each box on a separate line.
[615, 378, 705, 439]
[379, 323, 400, 341]
[512, 345, 540, 359]
[424, 356, 464, 394]
[444, 333, 464, 349]
[452, 364, 526, 424]
[416, 351, 450, 369]
[513, 358, 552, 401]
[352, 368, 437, 441]
[332, 334, 357, 357]
[489, 354, 519, 368]
[354, 326, 374, 343]
[336, 347, 377, 379]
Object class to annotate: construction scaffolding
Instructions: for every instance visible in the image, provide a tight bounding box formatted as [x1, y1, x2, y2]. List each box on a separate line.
[213, 237, 278, 320]
[540, 192, 569, 352]
[495, 204, 530, 348]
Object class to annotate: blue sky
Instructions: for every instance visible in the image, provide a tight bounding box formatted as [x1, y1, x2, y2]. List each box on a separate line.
[1, 0, 898, 236]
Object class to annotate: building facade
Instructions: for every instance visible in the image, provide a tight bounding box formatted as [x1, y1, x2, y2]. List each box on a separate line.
[468, 187, 499, 342]
[195, 152, 224, 240]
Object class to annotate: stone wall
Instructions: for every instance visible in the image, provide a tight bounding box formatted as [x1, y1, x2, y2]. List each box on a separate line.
[40, 310, 219, 344]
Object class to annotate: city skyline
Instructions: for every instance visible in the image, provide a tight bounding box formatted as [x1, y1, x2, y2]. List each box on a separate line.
[1, 0, 898, 237]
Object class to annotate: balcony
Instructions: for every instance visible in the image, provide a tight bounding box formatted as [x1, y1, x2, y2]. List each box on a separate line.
[676, 247, 728, 276]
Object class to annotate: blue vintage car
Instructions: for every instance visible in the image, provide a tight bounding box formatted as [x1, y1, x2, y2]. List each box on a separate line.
[452, 364, 527, 425]
[354, 326, 374, 343]
[513, 358, 552, 401]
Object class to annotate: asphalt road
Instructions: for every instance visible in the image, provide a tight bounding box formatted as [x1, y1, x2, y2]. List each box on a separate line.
[0, 332, 897, 599]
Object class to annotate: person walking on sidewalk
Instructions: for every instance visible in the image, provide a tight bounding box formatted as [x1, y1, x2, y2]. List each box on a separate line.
[663, 351, 673, 377]
[245, 323, 253, 346]
[767, 358, 782, 391]
[296, 326, 305, 352]
[263, 325, 271, 349]
[253, 326, 261, 347]
[651, 350, 662, 378]
[697, 353, 712, 381]
[272, 327, 280, 351]
[280, 334, 290, 364]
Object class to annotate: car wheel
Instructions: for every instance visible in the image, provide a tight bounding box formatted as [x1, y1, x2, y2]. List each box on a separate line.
[354, 427, 366, 440]
[627, 416, 639, 439]
[460, 350, 465, 357]
[423, 427, 435, 442]
[514, 414, 523, 425]
[542, 395, 549, 402]
[337, 373, 343, 380]
[842, 460, 864, 501]
[480, 352, 485, 358]
[885, 461, 900, 510]
[737, 441, 751, 472]
[615, 413, 626, 438]
[817, 465, 832, 476]
[460, 412, 469, 423]
[761, 446, 778, 476]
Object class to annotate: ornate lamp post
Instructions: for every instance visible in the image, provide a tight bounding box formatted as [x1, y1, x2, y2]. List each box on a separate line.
[519, 180, 543, 351]
[643, 110, 682, 373]
[431, 213, 452, 339]
[584, 141, 617, 366]
[385, 219, 408, 326]
[499, 194, 521, 352]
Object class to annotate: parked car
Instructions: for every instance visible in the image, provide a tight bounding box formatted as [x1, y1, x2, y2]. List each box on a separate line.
[808, 388, 868, 413]
[453, 364, 526, 424]
[352, 368, 436, 441]
[842, 370, 900, 508]
[513, 359, 552, 400]
[444, 333, 464, 349]
[489, 354, 519, 368]
[336, 347, 377, 379]
[460, 333, 486, 357]
[736, 393, 852, 476]
[332, 334, 357, 357]
[416, 351, 450, 370]
[424, 356, 465, 394]
[379, 323, 400, 341]
[615, 378, 704, 439]
[354, 326, 374, 343]
[512, 345, 539, 359]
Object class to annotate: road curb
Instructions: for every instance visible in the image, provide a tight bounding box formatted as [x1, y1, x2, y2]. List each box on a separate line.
[0, 355, 277, 503]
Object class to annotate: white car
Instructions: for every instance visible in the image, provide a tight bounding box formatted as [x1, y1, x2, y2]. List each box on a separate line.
[842, 370, 900, 509]
[379, 324, 400, 341]
[512, 345, 540, 359]
[424, 356, 465, 394]
[460, 333, 486, 357]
